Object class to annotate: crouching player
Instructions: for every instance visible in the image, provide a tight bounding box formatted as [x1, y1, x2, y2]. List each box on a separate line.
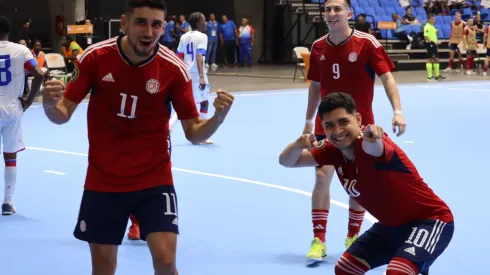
[279, 92, 454, 275]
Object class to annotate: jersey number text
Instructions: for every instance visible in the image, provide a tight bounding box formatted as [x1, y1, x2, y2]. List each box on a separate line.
[162, 192, 178, 216]
[332, 63, 340, 79]
[343, 178, 360, 197]
[0, 55, 12, 86]
[117, 93, 138, 119]
[405, 226, 442, 254]
[186, 42, 194, 61]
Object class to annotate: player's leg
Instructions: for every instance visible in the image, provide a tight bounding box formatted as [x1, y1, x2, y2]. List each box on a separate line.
[335, 223, 395, 274]
[1, 118, 25, 215]
[245, 43, 252, 67]
[443, 46, 455, 71]
[239, 44, 245, 67]
[466, 52, 473, 74]
[306, 134, 335, 262]
[74, 190, 133, 274]
[389, 219, 454, 275]
[433, 46, 443, 80]
[457, 48, 464, 72]
[484, 50, 490, 75]
[345, 197, 365, 249]
[132, 185, 179, 275]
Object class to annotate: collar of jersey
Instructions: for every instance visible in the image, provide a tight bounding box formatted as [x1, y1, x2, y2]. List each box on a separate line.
[116, 35, 159, 67]
[326, 28, 355, 46]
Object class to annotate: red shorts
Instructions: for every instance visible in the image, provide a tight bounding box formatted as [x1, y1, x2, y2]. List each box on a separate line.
[314, 111, 375, 135]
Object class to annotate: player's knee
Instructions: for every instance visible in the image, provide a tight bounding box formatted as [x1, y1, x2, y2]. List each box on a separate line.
[147, 233, 177, 274]
[89, 244, 118, 274]
[315, 165, 334, 184]
[334, 252, 370, 275]
[152, 253, 176, 275]
[386, 257, 418, 275]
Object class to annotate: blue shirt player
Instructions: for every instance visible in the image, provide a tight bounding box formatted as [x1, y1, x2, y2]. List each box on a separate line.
[160, 16, 175, 51]
[220, 15, 237, 66]
[206, 13, 219, 68]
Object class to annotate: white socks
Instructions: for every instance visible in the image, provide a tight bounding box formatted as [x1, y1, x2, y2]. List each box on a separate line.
[4, 161, 16, 204]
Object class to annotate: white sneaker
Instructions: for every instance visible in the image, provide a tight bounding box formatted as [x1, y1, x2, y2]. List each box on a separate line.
[205, 64, 209, 68]
[211, 63, 218, 71]
[406, 44, 412, 50]
[442, 67, 452, 72]
[483, 72, 487, 76]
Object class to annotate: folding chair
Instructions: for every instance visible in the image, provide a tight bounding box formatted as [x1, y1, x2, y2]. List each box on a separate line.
[293, 46, 310, 81]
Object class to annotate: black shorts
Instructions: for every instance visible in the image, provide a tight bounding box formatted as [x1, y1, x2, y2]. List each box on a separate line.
[466, 50, 477, 56]
[74, 185, 179, 245]
[347, 219, 454, 275]
[449, 43, 460, 51]
[486, 48, 490, 57]
[426, 42, 439, 59]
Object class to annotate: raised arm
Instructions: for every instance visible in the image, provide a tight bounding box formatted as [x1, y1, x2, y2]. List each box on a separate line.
[279, 134, 320, 168]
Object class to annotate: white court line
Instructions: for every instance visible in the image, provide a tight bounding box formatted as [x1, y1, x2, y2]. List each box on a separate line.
[404, 141, 415, 144]
[445, 87, 490, 92]
[43, 170, 66, 175]
[25, 146, 378, 223]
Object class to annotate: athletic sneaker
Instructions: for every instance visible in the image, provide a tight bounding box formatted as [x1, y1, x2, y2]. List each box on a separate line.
[2, 203, 16, 216]
[306, 237, 327, 262]
[345, 234, 358, 249]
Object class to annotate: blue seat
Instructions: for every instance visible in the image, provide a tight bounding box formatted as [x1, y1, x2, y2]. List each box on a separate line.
[442, 25, 451, 39]
[355, 7, 366, 18]
[415, 7, 427, 18]
[360, 1, 371, 8]
[462, 8, 473, 20]
[396, 7, 406, 16]
[376, 7, 386, 16]
[443, 15, 453, 25]
[385, 7, 396, 16]
[365, 7, 376, 17]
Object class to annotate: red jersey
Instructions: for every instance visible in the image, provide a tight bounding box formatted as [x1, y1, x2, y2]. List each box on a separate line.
[307, 30, 395, 135]
[64, 37, 199, 192]
[311, 133, 453, 226]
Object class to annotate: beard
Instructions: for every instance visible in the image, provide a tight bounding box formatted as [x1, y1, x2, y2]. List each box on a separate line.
[127, 35, 154, 57]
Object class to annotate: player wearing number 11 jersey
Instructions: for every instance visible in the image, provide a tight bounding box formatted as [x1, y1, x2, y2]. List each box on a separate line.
[302, 0, 407, 263]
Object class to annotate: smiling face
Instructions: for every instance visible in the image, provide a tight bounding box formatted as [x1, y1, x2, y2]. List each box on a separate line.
[324, 0, 352, 32]
[321, 107, 362, 150]
[121, 6, 165, 57]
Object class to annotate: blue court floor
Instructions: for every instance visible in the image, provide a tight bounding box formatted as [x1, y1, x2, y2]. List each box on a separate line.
[0, 80, 487, 274]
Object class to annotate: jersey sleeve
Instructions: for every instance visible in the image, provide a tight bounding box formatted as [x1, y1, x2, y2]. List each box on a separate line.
[311, 139, 338, 166]
[367, 43, 395, 76]
[22, 47, 38, 73]
[306, 43, 321, 82]
[63, 51, 97, 104]
[169, 63, 199, 120]
[196, 35, 208, 56]
[372, 134, 396, 162]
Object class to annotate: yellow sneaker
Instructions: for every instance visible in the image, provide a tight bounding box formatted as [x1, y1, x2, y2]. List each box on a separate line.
[306, 237, 327, 263]
[345, 234, 358, 249]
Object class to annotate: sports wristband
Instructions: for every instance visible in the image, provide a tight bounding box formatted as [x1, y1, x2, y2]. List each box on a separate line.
[394, 110, 403, 116]
[305, 119, 313, 124]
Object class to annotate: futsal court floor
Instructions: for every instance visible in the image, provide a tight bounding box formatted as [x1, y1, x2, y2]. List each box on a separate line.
[0, 76, 487, 274]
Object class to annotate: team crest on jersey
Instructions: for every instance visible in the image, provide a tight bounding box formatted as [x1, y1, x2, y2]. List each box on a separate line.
[348, 52, 358, 63]
[146, 79, 160, 94]
[315, 139, 327, 149]
[69, 63, 80, 83]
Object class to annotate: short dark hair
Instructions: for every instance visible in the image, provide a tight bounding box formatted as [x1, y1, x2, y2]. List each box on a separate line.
[188, 12, 203, 30]
[326, 0, 351, 7]
[318, 92, 357, 119]
[0, 16, 11, 37]
[125, 0, 166, 13]
[427, 13, 435, 19]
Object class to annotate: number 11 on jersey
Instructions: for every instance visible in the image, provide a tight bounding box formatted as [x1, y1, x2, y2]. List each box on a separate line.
[118, 93, 138, 119]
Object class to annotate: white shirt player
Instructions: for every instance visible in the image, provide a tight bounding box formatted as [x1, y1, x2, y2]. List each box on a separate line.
[0, 41, 37, 120]
[177, 30, 208, 74]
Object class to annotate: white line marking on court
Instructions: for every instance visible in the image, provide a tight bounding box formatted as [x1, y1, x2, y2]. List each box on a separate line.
[446, 87, 490, 92]
[25, 146, 378, 223]
[43, 170, 66, 175]
[404, 141, 415, 144]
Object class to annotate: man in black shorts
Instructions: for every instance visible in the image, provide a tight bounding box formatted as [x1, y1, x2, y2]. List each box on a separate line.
[424, 14, 445, 81]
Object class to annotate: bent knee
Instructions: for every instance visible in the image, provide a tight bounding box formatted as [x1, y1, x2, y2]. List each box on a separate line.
[89, 244, 118, 274]
[315, 165, 335, 180]
[334, 252, 370, 275]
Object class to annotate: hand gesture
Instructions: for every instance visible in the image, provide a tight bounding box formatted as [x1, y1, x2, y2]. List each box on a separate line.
[199, 77, 207, 91]
[213, 89, 234, 122]
[42, 80, 65, 108]
[363, 124, 384, 143]
[392, 113, 406, 137]
[296, 134, 317, 151]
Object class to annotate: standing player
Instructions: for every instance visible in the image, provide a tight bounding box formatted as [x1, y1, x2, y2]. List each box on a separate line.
[482, 24, 490, 76]
[443, 11, 465, 73]
[302, 0, 406, 263]
[280, 92, 454, 275]
[463, 18, 478, 75]
[41, 1, 234, 274]
[0, 16, 44, 215]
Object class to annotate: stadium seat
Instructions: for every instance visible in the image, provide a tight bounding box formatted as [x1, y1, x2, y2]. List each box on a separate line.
[360, 1, 371, 9]
[368, 0, 380, 7]
[385, 7, 396, 16]
[435, 24, 444, 39]
[365, 7, 376, 17]
[376, 7, 386, 16]
[355, 7, 366, 18]
[462, 8, 473, 20]
[382, 15, 392, 22]
[396, 7, 406, 16]
[443, 15, 453, 25]
[442, 25, 451, 39]
[415, 7, 427, 19]
[410, 25, 422, 34]
[435, 15, 444, 25]
[480, 8, 489, 20]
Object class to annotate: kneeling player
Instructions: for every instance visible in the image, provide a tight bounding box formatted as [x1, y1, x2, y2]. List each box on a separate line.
[279, 93, 454, 275]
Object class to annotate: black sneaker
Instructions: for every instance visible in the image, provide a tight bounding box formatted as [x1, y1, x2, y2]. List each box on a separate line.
[2, 203, 16, 216]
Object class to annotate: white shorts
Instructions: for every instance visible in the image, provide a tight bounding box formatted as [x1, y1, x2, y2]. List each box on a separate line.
[191, 73, 210, 104]
[0, 117, 25, 154]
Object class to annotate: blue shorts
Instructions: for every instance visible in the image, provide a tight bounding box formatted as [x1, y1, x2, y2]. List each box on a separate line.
[486, 48, 490, 57]
[347, 219, 454, 274]
[74, 185, 179, 245]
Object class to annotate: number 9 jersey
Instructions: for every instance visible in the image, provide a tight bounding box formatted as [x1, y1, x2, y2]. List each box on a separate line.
[63, 36, 199, 193]
[307, 30, 395, 135]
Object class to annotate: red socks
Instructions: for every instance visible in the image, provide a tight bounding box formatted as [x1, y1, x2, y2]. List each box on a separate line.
[347, 209, 365, 238]
[130, 214, 138, 225]
[335, 252, 370, 274]
[312, 209, 329, 242]
[386, 257, 419, 275]
[466, 56, 475, 70]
